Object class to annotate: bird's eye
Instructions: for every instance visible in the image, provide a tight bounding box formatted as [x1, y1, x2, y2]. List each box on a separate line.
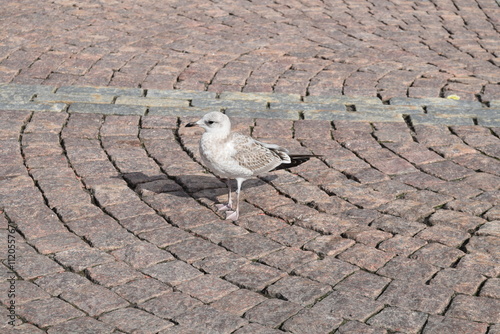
[206, 120, 215, 125]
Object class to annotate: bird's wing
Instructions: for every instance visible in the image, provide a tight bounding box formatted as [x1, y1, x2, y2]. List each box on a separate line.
[229, 133, 290, 174]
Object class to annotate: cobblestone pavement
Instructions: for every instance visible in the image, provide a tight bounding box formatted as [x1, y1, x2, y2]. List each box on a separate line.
[1, 0, 500, 102]
[1, 0, 500, 333]
[0, 84, 499, 333]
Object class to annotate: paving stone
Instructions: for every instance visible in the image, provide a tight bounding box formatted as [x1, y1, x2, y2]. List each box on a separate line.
[446, 295, 500, 323]
[111, 278, 172, 304]
[5, 204, 67, 240]
[174, 305, 248, 334]
[428, 209, 486, 232]
[57, 86, 143, 97]
[118, 214, 167, 234]
[430, 268, 486, 295]
[378, 279, 454, 314]
[377, 235, 427, 256]
[371, 215, 427, 236]
[231, 323, 283, 334]
[422, 315, 488, 334]
[266, 275, 331, 306]
[416, 225, 470, 248]
[168, 238, 226, 263]
[85, 261, 143, 287]
[303, 235, 355, 257]
[46, 317, 115, 334]
[343, 227, 393, 247]
[456, 252, 500, 278]
[176, 274, 239, 303]
[146, 89, 215, 99]
[281, 308, 343, 334]
[142, 260, 203, 287]
[377, 256, 440, 282]
[367, 306, 428, 334]
[116, 96, 189, 107]
[86, 227, 137, 250]
[337, 321, 388, 334]
[30, 232, 88, 254]
[69, 102, 146, 115]
[445, 198, 493, 216]
[376, 199, 435, 222]
[17, 297, 85, 327]
[54, 248, 115, 272]
[99, 307, 173, 333]
[244, 298, 302, 328]
[312, 290, 384, 322]
[210, 289, 267, 317]
[220, 233, 283, 259]
[15, 252, 64, 280]
[189, 220, 248, 243]
[293, 256, 359, 286]
[410, 242, 465, 268]
[224, 262, 286, 292]
[140, 292, 202, 320]
[60, 284, 129, 316]
[65, 213, 121, 236]
[0, 280, 50, 305]
[466, 235, 500, 258]
[490, 324, 500, 334]
[479, 278, 500, 298]
[334, 270, 392, 298]
[265, 225, 320, 247]
[139, 225, 194, 248]
[34, 272, 92, 295]
[111, 242, 174, 269]
[259, 247, 317, 272]
[192, 251, 249, 277]
[338, 244, 395, 272]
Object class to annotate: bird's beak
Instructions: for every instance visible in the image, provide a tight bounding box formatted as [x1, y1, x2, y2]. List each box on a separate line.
[185, 121, 198, 127]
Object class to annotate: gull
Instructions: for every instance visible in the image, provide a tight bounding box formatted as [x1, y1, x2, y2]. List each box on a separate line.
[186, 111, 318, 221]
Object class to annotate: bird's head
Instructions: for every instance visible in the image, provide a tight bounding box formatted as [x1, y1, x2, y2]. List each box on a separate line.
[185, 111, 231, 135]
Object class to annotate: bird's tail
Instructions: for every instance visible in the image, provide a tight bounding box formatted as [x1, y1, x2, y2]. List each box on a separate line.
[273, 154, 322, 171]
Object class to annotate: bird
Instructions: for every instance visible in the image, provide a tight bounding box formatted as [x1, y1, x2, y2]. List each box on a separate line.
[185, 111, 319, 221]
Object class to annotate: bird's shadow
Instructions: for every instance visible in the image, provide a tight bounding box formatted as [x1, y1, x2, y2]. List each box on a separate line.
[117, 172, 277, 202]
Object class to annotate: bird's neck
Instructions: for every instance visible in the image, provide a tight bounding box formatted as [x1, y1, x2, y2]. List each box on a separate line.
[202, 127, 231, 142]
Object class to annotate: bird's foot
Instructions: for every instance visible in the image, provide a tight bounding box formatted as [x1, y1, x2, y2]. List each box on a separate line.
[225, 210, 239, 221]
[215, 203, 232, 211]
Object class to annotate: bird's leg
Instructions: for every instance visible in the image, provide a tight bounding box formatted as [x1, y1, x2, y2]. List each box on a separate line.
[226, 178, 244, 221]
[215, 179, 232, 211]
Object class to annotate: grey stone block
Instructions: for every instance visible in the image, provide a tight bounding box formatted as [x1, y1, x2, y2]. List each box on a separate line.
[0, 84, 56, 95]
[270, 102, 345, 111]
[390, 97, 482, 108]
[115, 96, 189, 107]
[148, 107, 215, 116]
[225, 108, 299, 119]
[146, 89, 216, 99]
[57, 86, 144, 97]
[69, 103, 146, 115]
[477, 117, 500, 127]
[219, 91, 301, 103]
[304, 95, 383, 105]
[191, 99, 267, 109]
[306, 111, 404, 122]
[356, 105, 424, 114]
[0, 102, 67, 112]
[409, 114, 475, 126]
[35, 93, 115, 104]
